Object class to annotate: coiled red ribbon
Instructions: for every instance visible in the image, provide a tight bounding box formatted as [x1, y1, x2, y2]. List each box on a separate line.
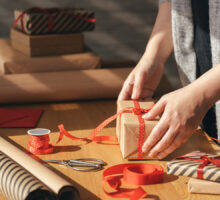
[13, 7, 96, 33]
[103, 163, 163, 199]
[175, 154, 220, 180]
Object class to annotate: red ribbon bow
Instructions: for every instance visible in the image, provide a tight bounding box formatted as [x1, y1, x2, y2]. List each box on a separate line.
[175, 154, 220, 179]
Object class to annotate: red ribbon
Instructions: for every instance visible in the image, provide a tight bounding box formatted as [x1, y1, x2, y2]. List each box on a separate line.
[28, 124, 90, 154]
[28, 100, 153, 157]
[102, 163, 163, 199]
[175, 154, 220, 179]
[13, 7, 96, 33]
[90, 100, 154, 159]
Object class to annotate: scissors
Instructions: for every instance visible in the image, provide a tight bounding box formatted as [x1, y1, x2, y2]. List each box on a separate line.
[42, 158, 106, 172]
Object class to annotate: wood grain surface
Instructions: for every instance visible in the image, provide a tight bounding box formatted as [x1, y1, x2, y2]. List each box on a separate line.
[0, 100, 219, 200]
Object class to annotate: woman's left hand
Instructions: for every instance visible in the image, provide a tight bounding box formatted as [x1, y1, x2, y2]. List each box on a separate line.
[142, 84, 211, 159]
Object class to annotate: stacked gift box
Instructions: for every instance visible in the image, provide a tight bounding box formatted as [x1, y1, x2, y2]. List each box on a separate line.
[0, 7, 138, 103]
[167, 151, 220, 194]
[5, 7, 101, 74]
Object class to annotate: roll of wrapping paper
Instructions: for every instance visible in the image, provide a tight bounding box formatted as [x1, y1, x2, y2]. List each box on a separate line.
[0, 68, 132, 104]
[0, 137, 80, 200]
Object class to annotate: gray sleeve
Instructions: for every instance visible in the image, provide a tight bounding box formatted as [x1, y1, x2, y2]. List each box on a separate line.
[159, 0, 171, 4]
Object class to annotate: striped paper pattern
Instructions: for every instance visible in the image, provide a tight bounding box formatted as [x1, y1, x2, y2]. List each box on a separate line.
[0, 152, 55, 200]
[167, 151, 220, 183]
[14, 8, 95, 35]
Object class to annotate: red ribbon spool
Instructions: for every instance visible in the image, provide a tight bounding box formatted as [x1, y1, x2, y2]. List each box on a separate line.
[103, 163, 164, 199]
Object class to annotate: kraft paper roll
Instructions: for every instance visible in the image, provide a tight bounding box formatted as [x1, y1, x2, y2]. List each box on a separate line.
[0, 137, 80, 200]
[0, 67, 132, 104]
[188, 178, 220, 195]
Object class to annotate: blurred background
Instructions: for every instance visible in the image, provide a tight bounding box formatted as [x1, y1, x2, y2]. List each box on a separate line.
[0, 0, 181, 89]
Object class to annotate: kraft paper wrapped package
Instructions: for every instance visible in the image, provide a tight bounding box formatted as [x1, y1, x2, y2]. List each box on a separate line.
[14, 8, 95, 35]
[188, 178, 220, 195]
[0, 39, 100, 74]
[116, 100, 159, 159]
[11, 28, 84, 57]
[167, 151, 220, 183]
[0, 137, 79, 200]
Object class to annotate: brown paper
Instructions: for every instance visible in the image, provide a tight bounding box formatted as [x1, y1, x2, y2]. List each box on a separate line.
[188, 178, 220, 195]
[116, 101, 159, 159]
[167, 151, 220, 183]
[11, 29, 84, 57]
[0, 67, 132, 104]
[0, 137, 79, 200]
[0, 39, 100, 74]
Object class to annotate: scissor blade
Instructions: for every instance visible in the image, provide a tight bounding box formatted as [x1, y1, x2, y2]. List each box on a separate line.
[42, 159, 64, 164]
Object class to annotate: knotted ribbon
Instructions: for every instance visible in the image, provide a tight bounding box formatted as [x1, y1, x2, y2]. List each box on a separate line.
[90, 100, 154, 159]
[13, 7, 96, 33]
[102, 163, 163, 200]
[175, 154, 220, 180]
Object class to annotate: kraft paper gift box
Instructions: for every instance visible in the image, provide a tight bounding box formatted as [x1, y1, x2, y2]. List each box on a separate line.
[11, 28, 84, 57]
[0, 39, 100, 74]
[167, 151, 220, 183]
[188, 178, 220, 194]
[116, 100, 159, 159]
[14, 8, 95, 35]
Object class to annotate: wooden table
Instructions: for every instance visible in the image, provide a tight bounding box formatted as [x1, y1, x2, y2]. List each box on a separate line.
[0, 100, 219, 200]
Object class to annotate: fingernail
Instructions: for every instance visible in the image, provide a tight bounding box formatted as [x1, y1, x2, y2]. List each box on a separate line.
[131, 91, 137, 99]
[142, 113, 150, 119]
[148, 152, 153, 157]
[157, 154, 163, 160]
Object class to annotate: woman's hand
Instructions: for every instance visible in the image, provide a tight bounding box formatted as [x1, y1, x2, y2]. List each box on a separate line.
[142, 84, 212, 159]
[118, 2, 173, 101]
[118, 56, 164, 101]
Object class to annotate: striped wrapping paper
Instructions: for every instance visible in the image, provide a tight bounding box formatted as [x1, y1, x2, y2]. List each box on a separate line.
[0, 152, 56, 200]
[14, 8, 95, 35]
[167, 151, 220, 183]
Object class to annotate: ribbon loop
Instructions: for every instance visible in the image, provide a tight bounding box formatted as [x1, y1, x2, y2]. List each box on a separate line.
[102, 163, 163, 199]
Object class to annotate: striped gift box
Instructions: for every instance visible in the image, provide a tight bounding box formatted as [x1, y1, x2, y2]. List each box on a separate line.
[167, 151, 220, 183]
[14, 8, 96, 35]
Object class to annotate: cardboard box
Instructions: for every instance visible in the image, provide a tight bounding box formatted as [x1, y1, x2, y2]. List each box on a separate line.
[167, 151, 220, 183]
[0, 39, 100, 74]
[116, 100, 159, 159]
[14, 8, 95, 35]
[10, 28, 84, 57]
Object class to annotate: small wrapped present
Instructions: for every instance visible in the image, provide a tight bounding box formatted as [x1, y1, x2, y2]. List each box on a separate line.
[116, 100, 159, 159]
[10, 28, 84, 57]
[188, 178, 220, 194]
[14, 7, 96, 35]
[167, 151, 220, 183]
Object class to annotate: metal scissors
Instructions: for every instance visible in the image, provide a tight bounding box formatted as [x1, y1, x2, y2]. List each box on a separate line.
[42, 158, 106, 172]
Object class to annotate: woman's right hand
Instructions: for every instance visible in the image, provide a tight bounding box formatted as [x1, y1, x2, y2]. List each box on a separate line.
[118, 55, 164, 101]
